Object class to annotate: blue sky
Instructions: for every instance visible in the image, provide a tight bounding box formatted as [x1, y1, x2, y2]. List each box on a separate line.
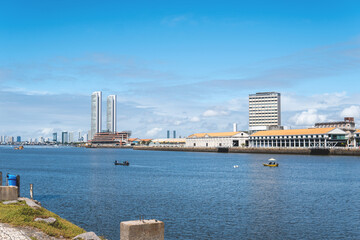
[1, 0, 360, 139]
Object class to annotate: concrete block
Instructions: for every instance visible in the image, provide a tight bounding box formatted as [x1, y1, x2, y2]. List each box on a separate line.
[0, 186, 19, 201]
[18, 197, 41, 209]
[120, 219, 164, 240]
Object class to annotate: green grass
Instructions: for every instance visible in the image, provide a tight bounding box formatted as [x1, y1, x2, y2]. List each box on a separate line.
[0, 201, 85, 238]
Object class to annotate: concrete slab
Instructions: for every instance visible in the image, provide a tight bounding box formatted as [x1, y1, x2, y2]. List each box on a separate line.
[18, 197, 41, 209]
[73, 232, 101, 240]
[2, 200, 18, 205]
[120, 219, 164, 240]
[0, 186, 19, 201]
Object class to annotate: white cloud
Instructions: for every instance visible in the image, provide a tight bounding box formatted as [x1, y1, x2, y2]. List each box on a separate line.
[202, 109, 228, 117]
[40, 128, 55, 136]
[289, 109, 327, 127]
[189, 116, 200, 122]
[340, 105, 360, 118]
[282, 92, 348, 112]
[146, 127, 163, 137]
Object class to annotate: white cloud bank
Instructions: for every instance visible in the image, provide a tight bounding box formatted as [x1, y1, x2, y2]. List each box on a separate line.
[146, 127, 163, 137]
[202, 109, 229, 117]
[341, 105, 360, 118]
[289, 109, 327, 126]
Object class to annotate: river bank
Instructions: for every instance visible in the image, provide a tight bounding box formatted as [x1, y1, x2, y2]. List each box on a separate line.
[0, 198, 101, 240]
[133, 146, 360, 156]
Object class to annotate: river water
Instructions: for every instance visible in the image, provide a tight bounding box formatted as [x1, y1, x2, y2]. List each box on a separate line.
[0, 146, 359, 239]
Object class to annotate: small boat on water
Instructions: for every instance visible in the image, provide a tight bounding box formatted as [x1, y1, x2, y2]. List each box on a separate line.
[263, 158, 279, 167]
[14, 146, 24, 150]
[114, 160, 129, 166]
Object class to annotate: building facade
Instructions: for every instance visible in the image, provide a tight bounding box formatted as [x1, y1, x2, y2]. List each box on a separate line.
[62, 132, 68, 144]
[354, 130, 360, 147]
[150, 138, 186, 147]
[186, 132, 249, 148]
[249, 92, 281, 132]
[315, 117, 355, 131]
[315, 117, 356, 147]
[91, 91, 102, 140]
[90, 131, 129, 147]
[249, 127, 347, 148]
[107, 95, 117, 133]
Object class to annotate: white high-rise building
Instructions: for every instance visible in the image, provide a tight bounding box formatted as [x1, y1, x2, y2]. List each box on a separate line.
[91, 91, 102, 140]
[68, 132, 74, 143]
[249, 92, 281, 132]
[83, 133, 88, 142]
[107, 95, 117, 133]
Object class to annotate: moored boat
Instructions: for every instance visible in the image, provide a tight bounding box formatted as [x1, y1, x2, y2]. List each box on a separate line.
[263, 158, 278, 167]
[114, 160, 129, 166]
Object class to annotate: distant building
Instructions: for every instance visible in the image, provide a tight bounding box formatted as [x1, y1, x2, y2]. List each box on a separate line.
[249, 92, 281, 132]
[167, 130, 170, 138]
[107, 95, 117, 133]
[128, 138, 141, 146]
[69, 132, 74, 143]
[354, 130, 360, 147]
[315, 117, 355, 132]
[53, 133, 57, 142]
[315, 117, 356, 146]
[8, 136, 14, 143]
[151, 138, 186, 147]
[62, 132, 68, 144]
[186, 132, 249, 148]
[91, 91, 102, 140]
[16, 136, 21, 142]
[173, 130, 176, 138]
[83, 133, 88, 142]
[77, 132, 81, 142]
[90, 131, 129, 147]
[249, 127, 347, 148]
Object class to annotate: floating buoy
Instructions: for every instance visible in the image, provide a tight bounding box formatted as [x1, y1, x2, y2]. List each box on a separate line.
[233, 165, 239, 168]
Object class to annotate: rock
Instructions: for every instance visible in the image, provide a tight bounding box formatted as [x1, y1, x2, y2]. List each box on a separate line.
[2, 200, 18, 204]
[73, 232, 101, 240]
[18, 197, 41, 209]
[34, 217, 57, 224]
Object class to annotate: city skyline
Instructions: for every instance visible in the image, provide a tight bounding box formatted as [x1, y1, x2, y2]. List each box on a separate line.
[1, 1, 360, 139]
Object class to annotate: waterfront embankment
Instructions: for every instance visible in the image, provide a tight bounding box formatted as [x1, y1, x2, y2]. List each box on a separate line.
[133, 146, 360, 156]
[0, 198, 101, 240]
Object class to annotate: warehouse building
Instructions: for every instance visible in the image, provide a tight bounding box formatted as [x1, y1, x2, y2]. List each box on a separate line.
[249, 127, 347, 148]
[186, 131, 249, 148]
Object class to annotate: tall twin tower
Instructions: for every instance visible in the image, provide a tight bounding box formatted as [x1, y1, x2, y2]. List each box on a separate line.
[90, 91, 117, 140]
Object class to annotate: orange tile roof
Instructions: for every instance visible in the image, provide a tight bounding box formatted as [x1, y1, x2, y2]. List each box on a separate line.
[251, 127, 336, 137]
[188, 131, 242, 138]
[141, 139, 152, 142]
[356, 129, 360, 133]
[128, 138, 140, 142]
